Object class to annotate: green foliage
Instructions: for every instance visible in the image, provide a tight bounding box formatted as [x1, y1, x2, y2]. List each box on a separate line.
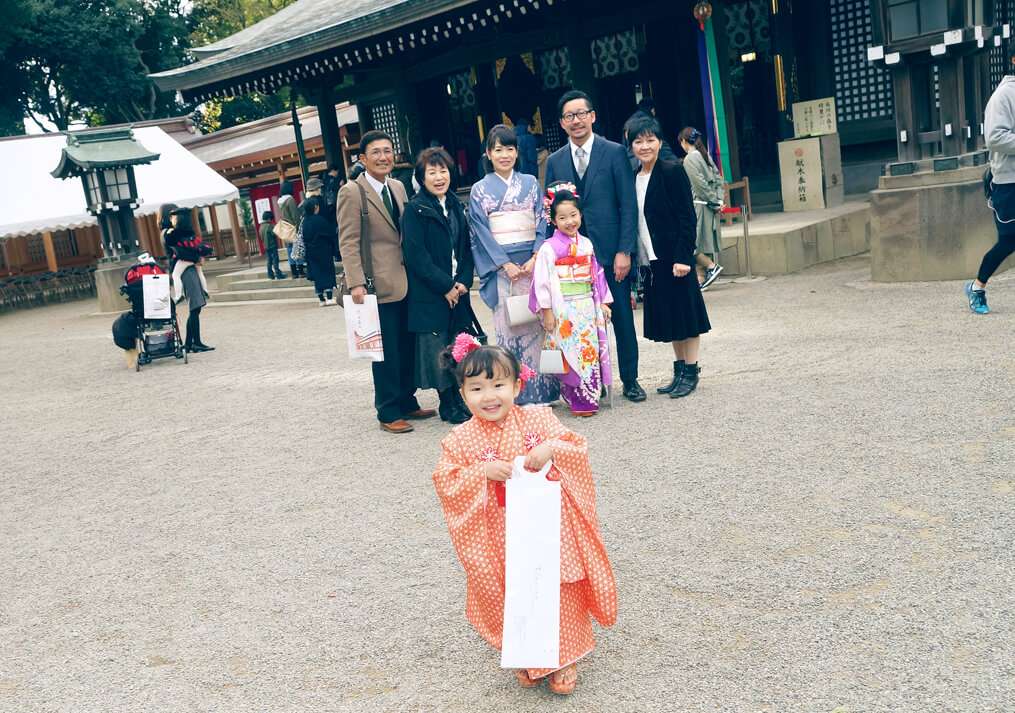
[193, 87, 294, 134]
[189, 0, 296, 45]
[2, 0, 194, 135]
[0, 0, 298, 136]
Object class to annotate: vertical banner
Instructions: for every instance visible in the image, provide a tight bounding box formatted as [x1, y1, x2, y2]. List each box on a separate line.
[696, 17, 734, 180]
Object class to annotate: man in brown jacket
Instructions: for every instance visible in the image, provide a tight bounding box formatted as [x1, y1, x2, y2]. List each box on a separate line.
[338, 130, 435, 433]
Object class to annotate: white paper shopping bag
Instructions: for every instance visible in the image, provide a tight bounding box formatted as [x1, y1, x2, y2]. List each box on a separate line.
[342, 294, 384, 362]
[141, 274, 171, 319]
[501, 456, 560, 669]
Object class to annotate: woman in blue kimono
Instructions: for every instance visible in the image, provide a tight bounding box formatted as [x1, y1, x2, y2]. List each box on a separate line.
[469, 124, 560, 405]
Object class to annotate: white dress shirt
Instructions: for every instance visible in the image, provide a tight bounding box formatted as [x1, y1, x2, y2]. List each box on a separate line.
[364, 171, 389, 199]
[635, 171, 657, 264]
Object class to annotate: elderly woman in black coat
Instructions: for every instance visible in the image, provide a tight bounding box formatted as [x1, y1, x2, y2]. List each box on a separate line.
[301, 196, 337, 305]
[401, 147, 475, 424]
[627, 113, 711, 398]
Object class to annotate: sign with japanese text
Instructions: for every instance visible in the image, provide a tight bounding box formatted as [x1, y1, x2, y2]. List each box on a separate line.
[792, 97, 838, 138]
[779, 137, 825, 212]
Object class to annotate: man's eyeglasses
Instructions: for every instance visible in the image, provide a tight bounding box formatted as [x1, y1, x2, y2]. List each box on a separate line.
[367, 147, 394, 158]
[561, 109, 593, 123]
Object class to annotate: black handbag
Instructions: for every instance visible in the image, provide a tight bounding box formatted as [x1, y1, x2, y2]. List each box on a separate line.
[452, 296, 488, 345]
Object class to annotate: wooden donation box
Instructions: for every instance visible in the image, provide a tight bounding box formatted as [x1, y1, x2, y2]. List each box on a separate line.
[779, 98, 844, 212]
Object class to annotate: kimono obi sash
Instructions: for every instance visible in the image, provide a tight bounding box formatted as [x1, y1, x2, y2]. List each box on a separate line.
[555, 253, 593, 296]
[489, 211, 536, 246]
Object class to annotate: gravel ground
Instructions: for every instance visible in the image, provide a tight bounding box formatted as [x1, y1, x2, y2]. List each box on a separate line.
[1, 255, 1013, 713]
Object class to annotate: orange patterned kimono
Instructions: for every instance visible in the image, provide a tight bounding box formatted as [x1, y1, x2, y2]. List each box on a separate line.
[432, 405, 617, 678]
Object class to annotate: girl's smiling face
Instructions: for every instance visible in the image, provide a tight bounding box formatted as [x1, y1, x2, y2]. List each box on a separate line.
[461, 369, 521, 423]
[553, 201, 582, 238]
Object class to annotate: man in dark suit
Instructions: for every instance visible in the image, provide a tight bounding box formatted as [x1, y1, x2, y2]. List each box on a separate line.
[545, 89, 646, 402]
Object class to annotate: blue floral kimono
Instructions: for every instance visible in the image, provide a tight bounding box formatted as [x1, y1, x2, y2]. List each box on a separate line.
[468, 171, 560, 405]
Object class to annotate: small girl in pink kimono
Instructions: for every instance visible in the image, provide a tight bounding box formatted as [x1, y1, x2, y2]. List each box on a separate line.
[529, 183, 614, 416]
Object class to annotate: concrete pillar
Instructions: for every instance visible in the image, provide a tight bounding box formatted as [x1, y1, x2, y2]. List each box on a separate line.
[95, 260, 132, 313]
[42, 231, 58, 272]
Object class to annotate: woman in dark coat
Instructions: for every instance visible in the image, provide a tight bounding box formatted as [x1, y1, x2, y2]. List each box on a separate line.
[626, 114, 710, 398]
[160, 204, 214, 353]
[301, 196, 337, 305]
[401, 147, 475, 424]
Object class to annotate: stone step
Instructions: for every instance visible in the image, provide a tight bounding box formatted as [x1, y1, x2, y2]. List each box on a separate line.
[216, 262, 343, 288]
[212, 286, 320, 302]
[222, 277, 317, 291]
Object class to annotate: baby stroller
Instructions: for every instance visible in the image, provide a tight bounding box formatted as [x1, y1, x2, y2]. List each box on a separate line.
[116, 255, 187, 371]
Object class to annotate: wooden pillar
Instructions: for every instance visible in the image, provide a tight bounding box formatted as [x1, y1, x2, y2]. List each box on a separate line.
[42, 231, 59, 272]
[317, 84, 343, 173]
[227, 200, 246, 260]
[148, 215, 163, 257]
[1, 239, 12, 276]
[209, 205, 224, 256]
[891, 65, 919, 161]
[938, 57, 968, 156]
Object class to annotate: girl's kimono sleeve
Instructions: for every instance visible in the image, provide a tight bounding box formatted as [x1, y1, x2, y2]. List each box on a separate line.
[590, 252, 613, 306]
[528, 243, 556, 313]
[538, 410, 619, 628]
[432, 434, 507, 643]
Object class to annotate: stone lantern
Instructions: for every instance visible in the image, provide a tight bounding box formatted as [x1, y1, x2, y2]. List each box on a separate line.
[51, 127, 159, 310]
[51, 127, 159, 262]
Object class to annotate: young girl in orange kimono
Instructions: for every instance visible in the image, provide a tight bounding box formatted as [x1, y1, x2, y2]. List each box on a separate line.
[432, 337, 617, 695]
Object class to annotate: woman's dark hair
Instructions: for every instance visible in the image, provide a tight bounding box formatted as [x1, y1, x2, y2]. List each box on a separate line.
[280, 180, 294, 197]
[441, 343, 521, 386]
[625, 114, 662, 145]
[547, 182, 582, 222]
[302, 196, 321, 215]
[679, 126, 717, 171]
[170, 207, 194, 232]
[159, 203, 178, 230]
[558, 89, 593, 118]
[261, 209, 274, 221]
[485, 124, 518, 152]
[360, 129, 395, 154]
[413, 146, 457, 190]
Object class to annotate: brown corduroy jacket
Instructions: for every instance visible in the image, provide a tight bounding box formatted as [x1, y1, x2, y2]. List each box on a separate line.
[337, 173, 409, 304]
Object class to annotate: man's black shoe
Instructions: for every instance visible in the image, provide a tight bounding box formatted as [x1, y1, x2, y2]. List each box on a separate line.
[189, 343, 215, 352]
[622, 381, 647, 402]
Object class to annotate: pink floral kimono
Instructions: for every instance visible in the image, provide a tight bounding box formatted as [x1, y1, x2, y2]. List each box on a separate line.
[529, 229, 613, 415]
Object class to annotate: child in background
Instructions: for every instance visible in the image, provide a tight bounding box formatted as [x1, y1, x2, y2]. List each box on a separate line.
[260, 210, 285, 280]
[432, 338, 617, 695]
[530, 183, 613, 416]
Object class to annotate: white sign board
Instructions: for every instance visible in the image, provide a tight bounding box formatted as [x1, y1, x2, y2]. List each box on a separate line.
[792, 97, 837, 138]
[501, 457, 561, 670]
[254, 198, 271, 220]
[779, 137, 825, 212]
[342, 294, 385, 361]
[142, 274, 171, 319]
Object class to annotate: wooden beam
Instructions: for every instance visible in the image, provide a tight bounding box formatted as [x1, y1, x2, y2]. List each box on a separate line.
[42, 231, 59, 272]
[228, 200, 246, 261]
[1, 238, 12, 276]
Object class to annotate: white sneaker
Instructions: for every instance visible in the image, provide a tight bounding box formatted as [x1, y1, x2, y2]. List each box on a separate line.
[319, 300, 328, 307]
[700, 265, 724, 291]
[325, 297, 337, 305]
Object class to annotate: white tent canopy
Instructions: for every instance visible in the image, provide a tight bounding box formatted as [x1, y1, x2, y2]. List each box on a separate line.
[0, 127, 239, 240]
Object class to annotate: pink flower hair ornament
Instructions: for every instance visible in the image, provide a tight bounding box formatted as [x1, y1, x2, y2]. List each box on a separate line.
[451, 332, 482, 363]
[543, 182, 580, 222]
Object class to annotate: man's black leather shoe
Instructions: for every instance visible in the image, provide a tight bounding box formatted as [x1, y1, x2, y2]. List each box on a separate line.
[622, 381, 647, 402]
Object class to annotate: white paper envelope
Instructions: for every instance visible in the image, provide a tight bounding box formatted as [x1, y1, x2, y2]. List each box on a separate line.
[342, 294, 385, 362]
[501, 456, 561, 669]
[141, 274, 171, 319]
